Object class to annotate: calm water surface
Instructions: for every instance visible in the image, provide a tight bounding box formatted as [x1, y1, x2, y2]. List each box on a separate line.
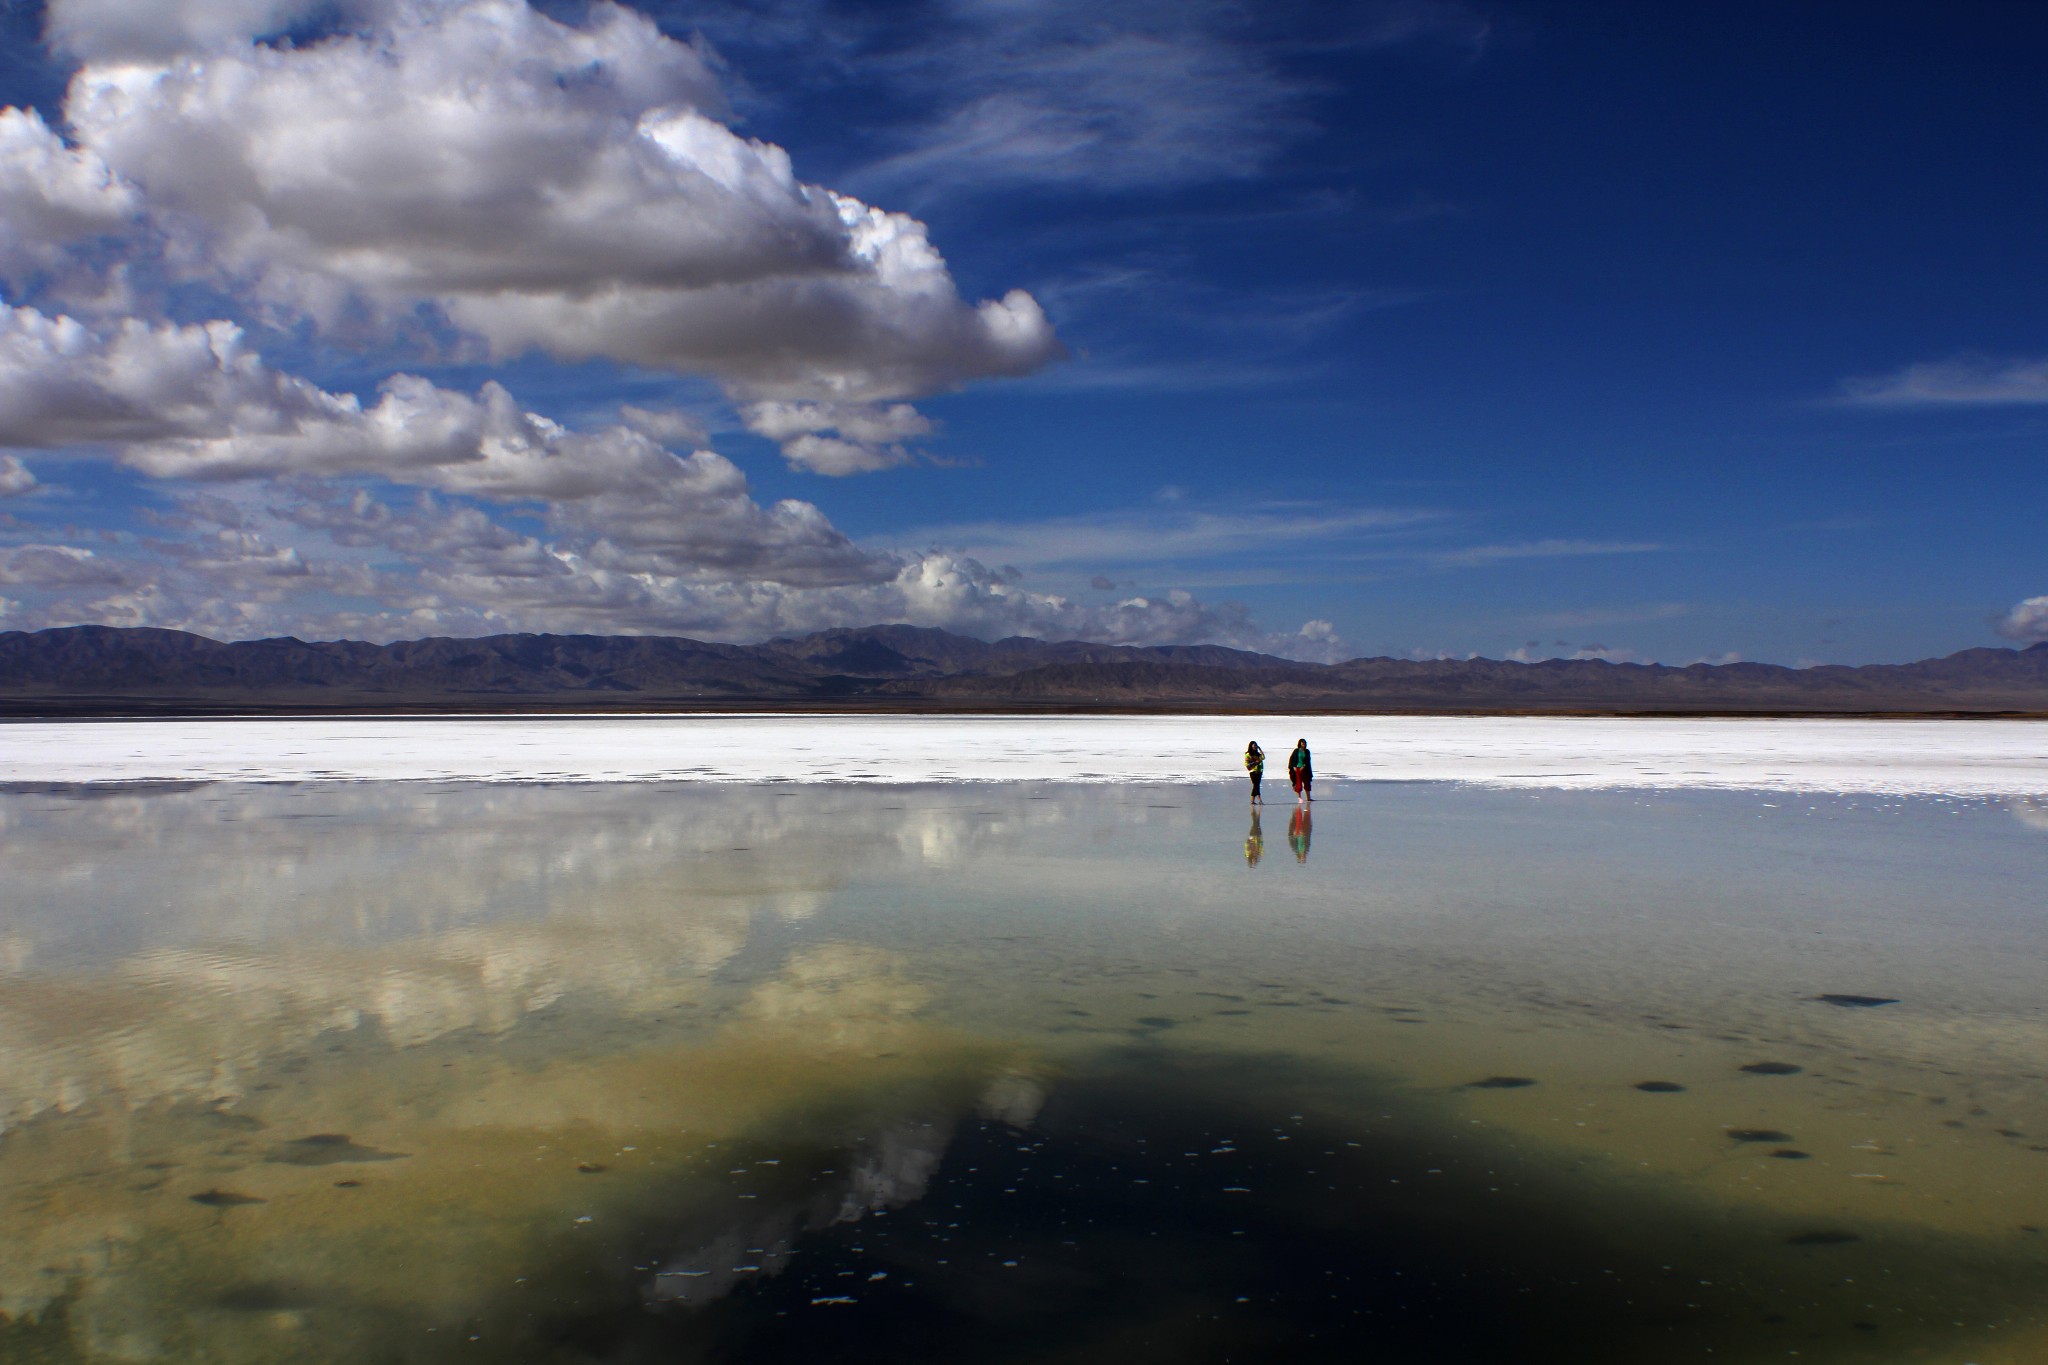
[2, 781, 2046, 1363]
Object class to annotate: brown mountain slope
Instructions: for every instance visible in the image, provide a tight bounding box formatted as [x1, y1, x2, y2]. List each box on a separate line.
[1, 625, 2044, 715]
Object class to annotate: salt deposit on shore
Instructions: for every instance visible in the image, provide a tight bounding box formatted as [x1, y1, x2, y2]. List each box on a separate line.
[2, 714, 2043, 794]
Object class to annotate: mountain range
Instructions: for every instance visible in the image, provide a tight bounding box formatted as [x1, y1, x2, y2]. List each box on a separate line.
[2, 624, 2045, 715]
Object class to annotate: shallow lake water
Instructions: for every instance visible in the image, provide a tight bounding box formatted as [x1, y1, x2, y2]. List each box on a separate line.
[2, 778, 2047, 1363]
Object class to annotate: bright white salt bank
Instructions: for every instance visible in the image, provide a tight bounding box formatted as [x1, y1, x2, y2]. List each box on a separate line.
[2, 714, 2043, 794]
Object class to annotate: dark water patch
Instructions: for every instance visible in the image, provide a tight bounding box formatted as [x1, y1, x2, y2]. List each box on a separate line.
[334, 1179, 362, 1188]
[1815, 994, 1899, 1008]
[189, 1189, 265, 1207]
[444, 1053, 2038, 1365]
[1769, 1149, 1810, 1160]
[1727, 1129, 1794, 1144]
[579, 1163, 609, 1174]
[269, 1133, 407, 1166]
[1740, 1061, 1803, 1076]
[1633, 1081, 1685, 1093]
[1466, 1076, 1536, 1089]
[216, 1281, 315, 1312]
[1213, 1009, 1252, 1016]
[1133, 1017, 1177, 1030]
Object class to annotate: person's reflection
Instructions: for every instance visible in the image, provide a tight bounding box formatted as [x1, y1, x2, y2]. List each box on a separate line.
[1244, 809, 1265, 866]
[1288, 805, 1312, 863]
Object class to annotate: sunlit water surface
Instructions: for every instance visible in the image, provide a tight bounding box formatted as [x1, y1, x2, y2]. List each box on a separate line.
[2, 781, 2046, 1364]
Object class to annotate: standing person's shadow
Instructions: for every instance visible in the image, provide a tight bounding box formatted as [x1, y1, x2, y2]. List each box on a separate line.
[1245, 809, 1265, 867]
[1288, 805, 1312, 864]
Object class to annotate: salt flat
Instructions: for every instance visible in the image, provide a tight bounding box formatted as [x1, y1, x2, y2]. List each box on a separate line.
[2, 713, 2043, 794]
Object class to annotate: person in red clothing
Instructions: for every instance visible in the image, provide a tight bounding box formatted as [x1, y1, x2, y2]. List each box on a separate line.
[1286, 738, 1312, 801]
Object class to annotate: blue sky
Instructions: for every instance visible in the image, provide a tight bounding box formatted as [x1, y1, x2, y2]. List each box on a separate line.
[0, 0, 2042, 663]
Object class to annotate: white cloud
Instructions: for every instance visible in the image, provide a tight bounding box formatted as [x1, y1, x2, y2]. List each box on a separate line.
[0, 300, 893, 588]
[1998, 596, 2048, 644]
[60, 0, 1061, 407]
[1504, 642, 1646, 664]
[1427, 538, 1663, 570]
[0, 301, 1333, 650]
[0, 107, 139, 287]
[0, 0, 1369, 658]
[860, 29, 1301, 195]
[899, 503, 1438, 574]
[0, 542, 133, 589]
[0, 456, 35, 496]
[844, 0, 1488, 197]
[616, 404, 709, 449]
[44, 0, 336, 59]
[1840, 356, 2048, 406]
[0, 302, 485, 476]
[1, 501, 1344, 656]
[742, 399, 933, 474]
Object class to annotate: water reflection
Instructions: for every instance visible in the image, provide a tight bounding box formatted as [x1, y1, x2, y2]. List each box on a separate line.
[2013, 796, 2048, 832]
[1, 781, 2046, 1362]
[1287, 804, 1312, 863]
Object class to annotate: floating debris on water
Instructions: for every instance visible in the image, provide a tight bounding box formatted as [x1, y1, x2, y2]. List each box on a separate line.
[1727, 1129, 1794, 1143]
[1814, 994, 1899, 1008]
[1740, 1062, 1803, 1076]
[1467, 1076, 1537, 1090]
[1634, 1081, 1686, 1093]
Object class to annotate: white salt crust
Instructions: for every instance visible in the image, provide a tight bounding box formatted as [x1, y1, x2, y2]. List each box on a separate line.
[2, 714, 2044, 795]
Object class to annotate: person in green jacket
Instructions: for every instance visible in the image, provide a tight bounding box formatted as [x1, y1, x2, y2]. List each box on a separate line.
[1287, 738, 1313, 802]
[1244, 741, 1265, 803]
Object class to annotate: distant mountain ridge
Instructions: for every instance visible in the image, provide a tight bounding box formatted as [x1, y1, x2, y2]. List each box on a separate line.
[1, 624, 2044, 715]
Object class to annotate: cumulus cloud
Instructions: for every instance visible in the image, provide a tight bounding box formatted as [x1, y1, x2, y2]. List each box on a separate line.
[0, 542, 133, 589]
[742, 399, 934, 475]
[0, 0, 1356, 657]
[1998, 596, 2048, 643]
[60, 0, 1060, 405]
[1840, 356, 2048, 406]
[0, 107, 139, 286]
[44, 0, 336, 59]
[0, 301, 481, 475]
[0, 301, 1329, 649]
[0, 514, 1348, 655]
[616, 404, 709, 449]
[0, 300, 892, 587]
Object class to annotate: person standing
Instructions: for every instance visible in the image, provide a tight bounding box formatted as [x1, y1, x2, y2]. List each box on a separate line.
[1244, 741, 1265, 803]
[1287, 738, 1313, 802]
